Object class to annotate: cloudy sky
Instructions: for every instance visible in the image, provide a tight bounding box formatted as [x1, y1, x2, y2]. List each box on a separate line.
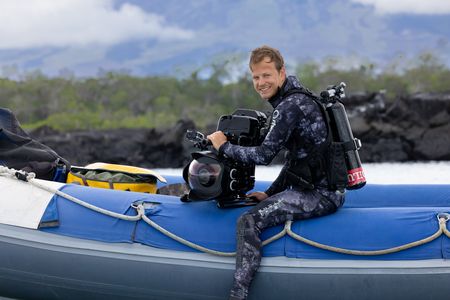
[0, 0, 449, 78]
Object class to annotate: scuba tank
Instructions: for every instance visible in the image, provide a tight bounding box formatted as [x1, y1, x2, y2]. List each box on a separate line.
[321, 83, 366, 189]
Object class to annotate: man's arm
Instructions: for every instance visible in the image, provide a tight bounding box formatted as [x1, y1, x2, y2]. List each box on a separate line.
[215, 99, 305, 165]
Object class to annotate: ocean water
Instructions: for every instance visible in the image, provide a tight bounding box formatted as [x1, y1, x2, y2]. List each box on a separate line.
[155, 161, 450, 184]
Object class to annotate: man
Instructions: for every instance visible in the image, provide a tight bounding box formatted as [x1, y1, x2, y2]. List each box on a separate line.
[207, 45, 345, 300]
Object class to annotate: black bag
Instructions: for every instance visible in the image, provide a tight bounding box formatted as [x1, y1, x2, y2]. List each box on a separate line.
[0, 108, 70, 181]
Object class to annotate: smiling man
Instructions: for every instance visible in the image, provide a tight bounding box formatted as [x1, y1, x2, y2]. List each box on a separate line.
[251, 51, 286, 99]
[208, 45, 345, 300]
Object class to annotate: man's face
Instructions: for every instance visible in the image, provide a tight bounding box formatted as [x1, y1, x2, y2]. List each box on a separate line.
[251, 57, 286, 100]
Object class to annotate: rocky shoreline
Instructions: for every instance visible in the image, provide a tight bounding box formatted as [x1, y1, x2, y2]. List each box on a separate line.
[30, 92, 450, 168]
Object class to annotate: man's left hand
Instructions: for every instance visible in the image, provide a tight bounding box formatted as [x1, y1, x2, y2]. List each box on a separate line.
[247, 191, 268, 202]
[207, 131, 227, 151]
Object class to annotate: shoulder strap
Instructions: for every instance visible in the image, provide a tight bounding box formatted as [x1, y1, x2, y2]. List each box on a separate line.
[283, 86, 319, 101]
[283, 87, 333, 148]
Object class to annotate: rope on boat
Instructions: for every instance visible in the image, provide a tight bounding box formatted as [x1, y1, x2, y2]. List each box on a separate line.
[0, 166, 142, 222]
[2, 165, 450, 257]
[138, 204, 286, 257]
[0, 166, 283, 256]
[136, 205, 232, 256]
[285, 216, 448, 256]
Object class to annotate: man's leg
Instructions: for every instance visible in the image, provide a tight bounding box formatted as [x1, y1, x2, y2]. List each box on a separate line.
[229, 189, 337, 299]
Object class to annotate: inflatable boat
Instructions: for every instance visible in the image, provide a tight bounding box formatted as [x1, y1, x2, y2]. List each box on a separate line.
[1, 168, 450, 300]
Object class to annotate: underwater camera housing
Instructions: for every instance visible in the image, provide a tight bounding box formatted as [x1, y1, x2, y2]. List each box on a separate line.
[182, 109, 268, 208]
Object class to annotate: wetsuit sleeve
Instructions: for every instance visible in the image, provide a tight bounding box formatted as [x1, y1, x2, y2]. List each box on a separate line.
[219, 99, 305, 165]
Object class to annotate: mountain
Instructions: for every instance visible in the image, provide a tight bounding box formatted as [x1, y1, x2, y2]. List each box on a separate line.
[0, 0, 449, 78]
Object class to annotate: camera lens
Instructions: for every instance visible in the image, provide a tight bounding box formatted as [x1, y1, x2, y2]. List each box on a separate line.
[187, 157, 223, 199]
[197, 166, 215, 187]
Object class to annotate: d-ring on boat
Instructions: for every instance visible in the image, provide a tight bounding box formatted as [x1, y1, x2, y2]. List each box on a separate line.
[1, 166, 450, 300]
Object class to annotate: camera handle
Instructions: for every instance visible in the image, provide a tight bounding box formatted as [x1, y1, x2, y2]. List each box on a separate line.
[185, 130, 212, 150]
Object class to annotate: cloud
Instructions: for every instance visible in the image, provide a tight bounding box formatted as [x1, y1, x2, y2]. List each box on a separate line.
[351, 0, 450, 15]
[0, 0, 194, 50]
[1, 0, 449, 77]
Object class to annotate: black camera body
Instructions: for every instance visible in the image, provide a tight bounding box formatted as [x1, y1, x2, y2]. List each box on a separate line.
[183, 109, 268, 208]
[217, 109, 268, 147]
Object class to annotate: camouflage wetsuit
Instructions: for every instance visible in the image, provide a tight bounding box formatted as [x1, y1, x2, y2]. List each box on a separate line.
[219, 76, 345, 300]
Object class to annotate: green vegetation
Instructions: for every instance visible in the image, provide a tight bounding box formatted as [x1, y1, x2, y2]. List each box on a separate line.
[297, 52, 450, 99]
[1, 53, 450, 131]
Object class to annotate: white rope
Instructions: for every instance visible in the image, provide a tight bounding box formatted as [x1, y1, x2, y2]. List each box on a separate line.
[2, 165, 449, 257]
[2, 166, 285, 256]
[138, 205, 235, 256]
[34, 179, 143, 222]
[0, 166, 142, 221]
[285, 219, 447, 256]
[0, 165, 25, 177]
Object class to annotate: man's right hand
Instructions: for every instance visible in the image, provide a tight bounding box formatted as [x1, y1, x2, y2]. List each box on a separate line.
[207, 131, 227, 151]
[247, 191, 268, 202]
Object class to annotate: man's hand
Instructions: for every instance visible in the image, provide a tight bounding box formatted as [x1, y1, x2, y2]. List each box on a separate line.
[247, 191, 268, 202]
[207, 131, 227, 151]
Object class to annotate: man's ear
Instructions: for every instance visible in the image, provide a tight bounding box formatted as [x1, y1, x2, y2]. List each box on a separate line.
[280, 66, 286, 81]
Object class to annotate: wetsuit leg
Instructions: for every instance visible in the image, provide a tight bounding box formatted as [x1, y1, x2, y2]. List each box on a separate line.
[229, 189, 338, 300]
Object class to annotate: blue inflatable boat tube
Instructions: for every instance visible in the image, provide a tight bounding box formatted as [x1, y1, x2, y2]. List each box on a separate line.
[40, 177, 450, 260]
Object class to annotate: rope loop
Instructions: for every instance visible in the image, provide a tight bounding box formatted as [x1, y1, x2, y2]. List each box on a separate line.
[2, 166, 450, 257]
[438, 213, 450, 222]
[285, 214, 450, 256]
